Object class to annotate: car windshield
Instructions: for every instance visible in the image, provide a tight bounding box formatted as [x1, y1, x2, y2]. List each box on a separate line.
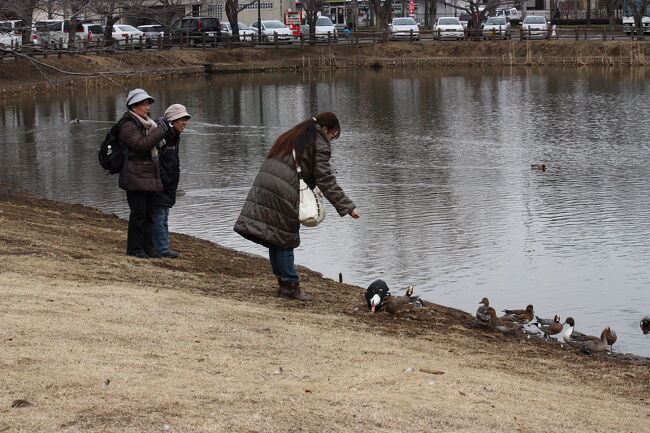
[115, 25, 139, 32]
[524, 16, 545, 24]
[141, 25, 163, 32]
[84, 24, 102, 34]
[393, 18, 416, 25]
[34, 21, 62, 32]
[458, 14, 470, 21]
[316, 17, 333, 26]
[439, 18, 460, 25]
[263, 21, 285, 29]
[0, 23, 12, 32]
[238, 22, 250, 30]
[485, 17, 507, 25]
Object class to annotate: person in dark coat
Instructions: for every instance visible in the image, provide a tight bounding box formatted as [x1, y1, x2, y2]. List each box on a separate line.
[118, 88, 173, 258]
[151, 104, 191, 258]
[234, 112, 360, 301]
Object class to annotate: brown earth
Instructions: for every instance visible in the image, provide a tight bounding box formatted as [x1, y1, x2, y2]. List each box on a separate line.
[1, 40, 649, 98]
[2, 181, 650, 432]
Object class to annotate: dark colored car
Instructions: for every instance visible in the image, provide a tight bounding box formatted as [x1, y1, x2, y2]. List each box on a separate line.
[173, 17, 221, 46]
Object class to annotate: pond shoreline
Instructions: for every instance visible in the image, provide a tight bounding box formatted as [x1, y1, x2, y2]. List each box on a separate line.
[2, 179, 650, 430]
[1, 40, 648, 98]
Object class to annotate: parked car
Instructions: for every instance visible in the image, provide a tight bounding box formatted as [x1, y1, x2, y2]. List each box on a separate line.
[220, 22, 256, 41]
[111, 24, 145, 45]
[80, 22, 103, 44]
[300, 16, 338, 41]
[521, 15, 549, 39]
[137, 24, 164, 47]
[433, 17, 465, 40]
[173, 16, 221, 46]
[388, 17, 420, 40]
[32, 20, 99, 48]
[496, 8, 521, 22]
[0, 20, 22, 47]
[481, 16, 511, 39]
[250, 20, 293, 43]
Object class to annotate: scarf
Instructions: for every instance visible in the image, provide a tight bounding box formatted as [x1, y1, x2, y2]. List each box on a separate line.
[129, 110, 159, 160]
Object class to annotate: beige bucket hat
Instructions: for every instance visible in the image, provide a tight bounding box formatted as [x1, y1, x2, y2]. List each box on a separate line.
[164, 104, 191, 122]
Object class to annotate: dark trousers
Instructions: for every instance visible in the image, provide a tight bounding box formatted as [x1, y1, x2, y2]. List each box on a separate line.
[268, 245, 299, 282]
[126, 190, 155, 256]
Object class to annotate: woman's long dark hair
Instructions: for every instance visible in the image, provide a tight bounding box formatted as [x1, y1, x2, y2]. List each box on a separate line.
[267, 112, 341, 165]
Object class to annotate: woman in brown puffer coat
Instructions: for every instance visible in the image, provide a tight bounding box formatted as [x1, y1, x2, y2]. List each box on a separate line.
[234, 112, 361, 301]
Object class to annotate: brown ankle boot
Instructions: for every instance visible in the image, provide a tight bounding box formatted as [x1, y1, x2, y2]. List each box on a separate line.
[278, 280, 312, 301]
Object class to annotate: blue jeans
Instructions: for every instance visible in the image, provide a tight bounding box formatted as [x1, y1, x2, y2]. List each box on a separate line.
[268, 245, 299, 282]
[152, 206, 171, 255]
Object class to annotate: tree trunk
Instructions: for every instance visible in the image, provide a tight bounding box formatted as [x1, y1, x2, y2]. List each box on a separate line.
[226, 0, 240, 42]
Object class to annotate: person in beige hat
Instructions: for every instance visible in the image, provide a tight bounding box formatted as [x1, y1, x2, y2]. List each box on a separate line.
[151, 104, 192, 258]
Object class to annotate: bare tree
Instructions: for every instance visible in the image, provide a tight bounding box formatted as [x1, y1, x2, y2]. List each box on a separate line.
[369, 0, 393, 31]
[90, 0, 147, 45]
[443, 0, 509, 28]
[225, 0, 257, 42]
[0, 0, 42, 44]
[627, 0, 650, 31]
[132, 0, 187, 34]
[423, 0, 437, 27]
[302, 0, 326, 42]
[604, 0, 622, 25]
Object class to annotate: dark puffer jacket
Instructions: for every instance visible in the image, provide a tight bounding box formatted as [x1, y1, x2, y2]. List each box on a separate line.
[118, 112, 165, 192]
[154, 131, 181, 208]
[233, 128, 356, 249]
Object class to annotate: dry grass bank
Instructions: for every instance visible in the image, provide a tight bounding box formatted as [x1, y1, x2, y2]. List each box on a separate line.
[1, 183, 650, 432]
[1, 40, 649, 98]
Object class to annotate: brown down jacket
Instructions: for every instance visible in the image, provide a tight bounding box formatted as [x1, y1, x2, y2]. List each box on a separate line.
[118, 112, 165, 192]
[233, 127, 356, 250]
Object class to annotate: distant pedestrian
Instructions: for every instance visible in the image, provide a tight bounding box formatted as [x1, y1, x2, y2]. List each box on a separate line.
[234, 112, 361, 301]
[551, 7, 560, 38]
[118, 88, 173, 258]
[344, 26, 352, 39]
[151, 104, 191, 259]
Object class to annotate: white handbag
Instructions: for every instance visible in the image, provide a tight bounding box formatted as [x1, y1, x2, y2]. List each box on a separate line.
[293, 150, 326, 227]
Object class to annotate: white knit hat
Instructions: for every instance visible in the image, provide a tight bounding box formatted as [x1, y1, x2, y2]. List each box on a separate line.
[164, 104, 191, 122]
[126, 88, 155, 107]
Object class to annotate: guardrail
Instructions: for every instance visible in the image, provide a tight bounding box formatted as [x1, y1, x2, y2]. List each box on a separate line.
[1, 26, 648, 62]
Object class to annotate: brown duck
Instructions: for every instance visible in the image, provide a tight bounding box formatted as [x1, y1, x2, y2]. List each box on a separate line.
[384, 286, 422, 318]
[532, 314, 563, 339]
[475, 297, 491, 328]
[501, 304, 535, 324]
[487, 307, 522, 334]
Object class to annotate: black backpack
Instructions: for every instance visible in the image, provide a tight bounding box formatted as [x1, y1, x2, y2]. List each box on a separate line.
[98, 119, 127, 174]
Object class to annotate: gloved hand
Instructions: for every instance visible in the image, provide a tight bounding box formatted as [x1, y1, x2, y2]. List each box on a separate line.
[156, 117, 173, 133]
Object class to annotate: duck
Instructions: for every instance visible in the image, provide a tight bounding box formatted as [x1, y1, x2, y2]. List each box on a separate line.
[562, 317, 587, 341]
[602, 327, 617, 350]
[564, 327, 611, 355]
[365, 279, 391, 313]
[475, 297, 491, 328]
[532, 314, 563, 339]
[384, 286, 423, 318]
[487, 307, 522, 334]
[501, 304, 535, 324]
[531, 163, 547, 171]
[641, 316, 650, 335]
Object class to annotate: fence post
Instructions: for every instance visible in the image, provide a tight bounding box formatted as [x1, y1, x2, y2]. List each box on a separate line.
[602, 27, 606, 41]
[327, 31, 331, 45]
[202, 33, 206, 49]
[409, 29, 413, 42]
[575, 26, 579, 41]
[274, 32, 278, 47]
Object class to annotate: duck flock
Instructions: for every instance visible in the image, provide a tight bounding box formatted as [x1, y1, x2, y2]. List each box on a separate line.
[365, 279, 650, 355]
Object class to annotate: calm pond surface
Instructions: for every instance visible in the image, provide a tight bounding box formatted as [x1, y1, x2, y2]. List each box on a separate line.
[2, 67, 650, 356]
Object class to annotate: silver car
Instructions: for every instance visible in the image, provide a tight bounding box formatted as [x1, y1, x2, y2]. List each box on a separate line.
[433, 17, 465, 40]
[389, 17, 420, 40]
[521, 16, 549, 39]
[482, 17, 511, 39]
[137, 25, 164, 47]
[220, 22, 257, 41]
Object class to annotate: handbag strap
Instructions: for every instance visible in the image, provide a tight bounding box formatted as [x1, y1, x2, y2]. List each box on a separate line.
[291, 149, 303, 176]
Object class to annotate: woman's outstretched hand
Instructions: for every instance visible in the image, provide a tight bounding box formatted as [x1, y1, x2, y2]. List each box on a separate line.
[349, 209, 361, 219]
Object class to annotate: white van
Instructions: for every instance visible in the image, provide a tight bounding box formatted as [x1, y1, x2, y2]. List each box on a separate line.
[32, 20, 100, 47]
[0, 20, 22, 47]
[496, 8, 521, 21]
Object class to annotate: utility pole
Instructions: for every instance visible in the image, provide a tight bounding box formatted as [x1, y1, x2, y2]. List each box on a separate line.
[353, 0, 358, 30]
[257, 0, 261, 40]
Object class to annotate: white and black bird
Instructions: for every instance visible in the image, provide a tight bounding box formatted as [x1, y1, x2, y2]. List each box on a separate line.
[365, 279, 391, 313]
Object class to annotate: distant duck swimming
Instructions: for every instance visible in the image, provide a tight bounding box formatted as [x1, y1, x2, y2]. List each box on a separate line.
[532, 314, 563, 339]
[641, 316, 650, 335]
[531, 163, 547, 171]
[502, 304, 535, 324]
[365, 279, 391, 313]
[475, 297, 491, 328]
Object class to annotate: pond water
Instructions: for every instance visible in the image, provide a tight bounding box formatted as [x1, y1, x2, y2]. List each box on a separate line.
[2, 67, 650, 356]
